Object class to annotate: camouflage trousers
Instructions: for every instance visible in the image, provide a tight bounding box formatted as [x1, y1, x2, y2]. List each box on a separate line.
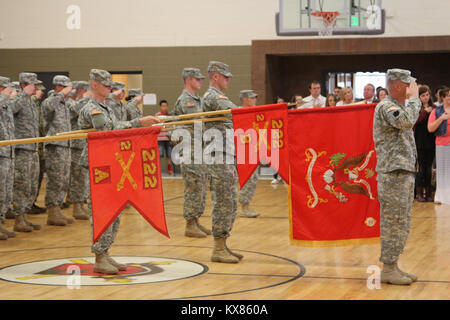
[12, 149, 39, 216]
[45, 145, 71, 207]
[0, 157, 14, 220]
[85, 166, 121, 254]
[207, 162, 238, 238]
[239, 170, 258, 205]
[181, 163, 207, 220]
[377, 170, 415, 264]
[69, 148, 87, 203]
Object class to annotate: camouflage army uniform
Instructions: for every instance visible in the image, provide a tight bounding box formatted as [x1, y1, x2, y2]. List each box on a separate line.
[42, 79, 72, 208]
[373, 89, 421, 264]
[175, 86, 208, 221]
[239, 170, 258, 205]
[78, 77, 141, 254]
[106, 82, 128, 121]
[125, 89, 143, 120]
[0, 86, 15, 221]
[11, 74, 40, 217]
[202, 77, 238, 239]
[69, 94, 90, 204]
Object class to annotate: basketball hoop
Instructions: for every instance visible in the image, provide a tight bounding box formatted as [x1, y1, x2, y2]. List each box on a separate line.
[312, 11, 340, 36]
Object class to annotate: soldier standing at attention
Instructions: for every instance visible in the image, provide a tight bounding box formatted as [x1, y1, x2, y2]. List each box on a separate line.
[373, 69, 421, 285]
[42, 75, 74, 226]
[11, 73, 42, 233]
[0, 77, 16, 239]
[238, 90, 260, 218]
[78, 69, 160, 274]
[106, 82, 128, 121]
[29, 81, 47, 215]
[125, 89, 144, 120]
[202, 61, 241, 264]
[68, 81, 90, 220]
[174, 68, 211, 238]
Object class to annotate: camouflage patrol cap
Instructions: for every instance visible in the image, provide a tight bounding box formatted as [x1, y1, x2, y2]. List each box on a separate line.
[53, 75, 72, 87]
[182, 68, 205, 80]
[11, 82, 21, 91]
[207, 61, 232, 78]
[240, 90, 258, 100]
[36, 80, 46, 91]
[19, 72, 39, 85]
[387, 69, 416, 84]
[89, 69, 113, 86]
[111, 81, 125, 90]
[0, 76, 11, 87]
[72, 81, 89, 90]
[128, 89, 143, 97]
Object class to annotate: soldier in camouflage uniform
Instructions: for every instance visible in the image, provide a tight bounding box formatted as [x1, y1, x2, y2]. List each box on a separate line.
[106, 82, 128, 121]
[29, 80, 47, 215]
[373, 69, 421, 285]
[202, 61, 241, 264]
[68, 81, 90, 220]
[78, 69, 159, 275]
[42, 75, 75, 227]
[11, 73, 42, 232]
[125, 89, 144, 120]
[238, 90, 261, 218]
[0, 77, 16, 239]
[174, 68, 210, 238]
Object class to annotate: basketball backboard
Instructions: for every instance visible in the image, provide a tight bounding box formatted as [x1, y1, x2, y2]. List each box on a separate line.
[276, 0, 385, 36]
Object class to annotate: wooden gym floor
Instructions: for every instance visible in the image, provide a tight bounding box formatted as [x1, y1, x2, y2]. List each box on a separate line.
[0, 177, 448, 300]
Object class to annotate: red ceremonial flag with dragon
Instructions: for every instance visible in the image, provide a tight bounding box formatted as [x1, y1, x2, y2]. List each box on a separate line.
[232, 103, 289, 188]
[288, 104, 380, 246]
[88, 126, 169, 243]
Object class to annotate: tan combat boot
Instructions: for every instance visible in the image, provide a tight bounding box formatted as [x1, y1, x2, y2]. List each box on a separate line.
[185, 218, 207, 238]
[93, 253, 119, 274]
[14, 215, 33, 232]
[23, 214, 41, 230]
[0, 232, 7, 240]
[58, 209, 74, 224]
[225, 241, 244, 261]
[47, 206, 67, 226]
[0, 220, 16, 238]
[380, 262, 412, 285]
[196, 218, 211, 235]
[106, 252, 127, 271]
[211, 237, 239, 263]
[73, 203, 89, 220]
[396, 263, 418, 282]
[240, 204, 260, 218]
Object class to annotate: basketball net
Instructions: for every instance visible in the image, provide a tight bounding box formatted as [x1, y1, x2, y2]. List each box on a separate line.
[312, 11, 340, 36]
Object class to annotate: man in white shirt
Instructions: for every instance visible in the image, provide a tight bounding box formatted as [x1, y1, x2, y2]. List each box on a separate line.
[301, 81, 326, 108]
[363, 83, 377, 103]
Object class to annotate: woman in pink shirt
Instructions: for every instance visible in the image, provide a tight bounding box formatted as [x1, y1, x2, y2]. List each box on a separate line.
[428, 87, 450, 204]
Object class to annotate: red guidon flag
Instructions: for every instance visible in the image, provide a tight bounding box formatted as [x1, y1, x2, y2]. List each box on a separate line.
[88, 126, 169, 243]
[288, 104, 380, 246]
[232, 103, 289, 188]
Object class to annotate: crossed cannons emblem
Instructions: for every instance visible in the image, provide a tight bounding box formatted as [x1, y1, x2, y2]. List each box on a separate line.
[115, 152, 138, 191]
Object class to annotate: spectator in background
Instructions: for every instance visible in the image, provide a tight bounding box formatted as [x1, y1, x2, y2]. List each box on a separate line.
[377, 88, 389, 101]
[427, 87, 450, 205]
[302, 81, 326, 108]
[334, 87, 342, 102]
[291, 94, 304, 109]
[336, 86, 355, 106]
[326, 94, 337, 107]
[155, 100, 174, 175]
[362, 83, 377, 103]
[433, 85, 446, 107]
[414, 85, 436, 202]
[274, 96, 285, 104]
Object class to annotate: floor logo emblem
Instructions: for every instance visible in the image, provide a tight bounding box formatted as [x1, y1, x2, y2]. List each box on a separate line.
[0, 256, 208, 286]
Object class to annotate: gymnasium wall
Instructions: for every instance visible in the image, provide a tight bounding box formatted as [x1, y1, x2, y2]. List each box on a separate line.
[0, 46, 251, 115]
